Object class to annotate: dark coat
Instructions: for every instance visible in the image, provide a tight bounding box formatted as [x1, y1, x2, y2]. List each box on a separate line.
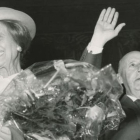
[80, 48, 102, 69]
[102, 95, 140, 140]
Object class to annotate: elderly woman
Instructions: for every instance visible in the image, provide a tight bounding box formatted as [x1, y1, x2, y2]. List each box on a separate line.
[0, 7, 35, 140]
[0, 7, 35, 95]
[0, 7, 125, 140]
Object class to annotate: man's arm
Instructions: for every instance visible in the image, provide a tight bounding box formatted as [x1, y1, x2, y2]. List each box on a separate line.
[80, 48, 102, 68]
[80, 7, 125, 68]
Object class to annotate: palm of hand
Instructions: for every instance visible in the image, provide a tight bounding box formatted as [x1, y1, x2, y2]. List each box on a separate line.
[94, 21, 116, 42]
[90, 8, 125, 46]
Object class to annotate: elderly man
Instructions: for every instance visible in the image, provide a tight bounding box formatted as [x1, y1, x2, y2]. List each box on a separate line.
[81, 8, 140, 140]
[104, 51, 140, 140]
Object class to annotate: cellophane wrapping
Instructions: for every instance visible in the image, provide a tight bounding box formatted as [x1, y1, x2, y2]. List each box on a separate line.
[0, 60, 125, 140]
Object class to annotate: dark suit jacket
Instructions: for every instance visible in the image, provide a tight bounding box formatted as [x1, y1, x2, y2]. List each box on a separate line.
[102, 95, 140, 140]
[81, 51, 140, 140]
[80, 48, 102, 69]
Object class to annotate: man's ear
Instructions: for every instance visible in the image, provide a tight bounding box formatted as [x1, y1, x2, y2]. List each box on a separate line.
[117, 73, 123, 84]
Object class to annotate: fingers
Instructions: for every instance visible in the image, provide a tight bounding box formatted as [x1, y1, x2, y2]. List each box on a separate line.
[97, 9, 106, 22]
[107, 8, 115, 23]
[111, 11, 119, 27]
[114, 23, 126, 36]
[103, 7, 112, 22]
[98, 7, 119, 26]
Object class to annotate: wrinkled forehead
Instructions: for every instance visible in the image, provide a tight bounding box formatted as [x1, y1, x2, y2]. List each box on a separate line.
[118, 51, 140, 72]
[0, 21, 8, 30]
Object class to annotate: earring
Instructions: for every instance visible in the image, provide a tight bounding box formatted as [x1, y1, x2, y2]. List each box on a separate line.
[17, 46, 22, 52]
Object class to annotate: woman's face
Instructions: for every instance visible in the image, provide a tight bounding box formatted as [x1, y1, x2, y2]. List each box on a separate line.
[0, 22, 19, 69]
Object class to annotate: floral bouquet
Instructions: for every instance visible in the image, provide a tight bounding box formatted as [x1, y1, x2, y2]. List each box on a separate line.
[0, 60, 125, 140]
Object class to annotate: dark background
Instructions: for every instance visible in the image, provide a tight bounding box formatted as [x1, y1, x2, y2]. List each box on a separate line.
[1, 0, 140, 72]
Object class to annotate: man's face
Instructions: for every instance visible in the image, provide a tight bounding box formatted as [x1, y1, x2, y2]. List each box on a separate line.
[119, 51, 140, 98]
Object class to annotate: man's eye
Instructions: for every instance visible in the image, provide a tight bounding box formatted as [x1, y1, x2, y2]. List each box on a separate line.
[131, 63, 135, 66]
[130, 63, 136, 67]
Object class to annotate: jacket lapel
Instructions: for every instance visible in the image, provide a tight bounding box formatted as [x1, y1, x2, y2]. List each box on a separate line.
[121, 95, 140, 126]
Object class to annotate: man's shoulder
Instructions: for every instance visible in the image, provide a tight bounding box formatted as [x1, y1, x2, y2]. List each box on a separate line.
[120, 95, 138, 119]
[120, 95, 134, 107]
[108, 120, 140, 140]
[104, 107, 140, 140]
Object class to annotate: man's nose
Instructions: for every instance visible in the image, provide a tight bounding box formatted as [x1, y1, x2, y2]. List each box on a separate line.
[137, 64, 140, 72]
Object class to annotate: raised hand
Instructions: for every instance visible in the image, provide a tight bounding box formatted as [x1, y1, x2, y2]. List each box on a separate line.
[90, 7, 125, 48]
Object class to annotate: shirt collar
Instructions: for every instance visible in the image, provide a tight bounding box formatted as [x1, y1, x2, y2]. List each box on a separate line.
[127, 95, 138, 102]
